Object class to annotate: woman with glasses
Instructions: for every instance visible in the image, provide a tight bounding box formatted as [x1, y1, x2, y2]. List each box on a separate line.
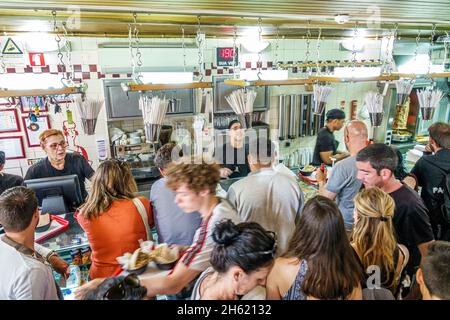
[24, 129, 94, 199]
[191, 219, 276, 300]
[77, 159, 154, 279]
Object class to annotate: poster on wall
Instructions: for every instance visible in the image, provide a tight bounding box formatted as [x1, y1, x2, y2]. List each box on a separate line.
[0, 136, 25, 159]
[22, 115, 51, 147]
[0, 108, 21, 133]
[0, 97, 15, 107]
[20, 96, 48, 113]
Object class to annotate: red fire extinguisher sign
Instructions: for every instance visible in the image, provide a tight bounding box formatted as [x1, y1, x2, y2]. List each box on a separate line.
[29, 53, 46, 66]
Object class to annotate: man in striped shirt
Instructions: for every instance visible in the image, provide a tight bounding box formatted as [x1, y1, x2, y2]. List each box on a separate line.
[75, 158, 239, 300]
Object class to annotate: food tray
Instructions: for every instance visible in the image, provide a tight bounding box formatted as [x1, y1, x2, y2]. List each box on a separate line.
[35, 215, 69, 243]
[298, 171, 318, 184]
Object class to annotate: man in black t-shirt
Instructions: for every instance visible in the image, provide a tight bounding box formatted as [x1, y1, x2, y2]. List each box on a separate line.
[406, 122, 450, 241]
[312, 108, 349, 166]
[356, 144, 434, 278]
[24, 129, 94, 199]
[0, 151, 23, 195]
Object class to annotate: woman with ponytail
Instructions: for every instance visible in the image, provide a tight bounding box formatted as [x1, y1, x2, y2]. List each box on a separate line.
[351, 187, 409, 296]
[191, 219, 277, 300]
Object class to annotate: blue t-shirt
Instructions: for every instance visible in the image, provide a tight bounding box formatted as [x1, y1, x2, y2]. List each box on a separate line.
[150, 177, 202, 246]
[325, 156, 361, 230]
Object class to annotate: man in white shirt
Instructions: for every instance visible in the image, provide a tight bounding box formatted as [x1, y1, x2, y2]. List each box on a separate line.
[0, 187, 60, 300]
[227, 137, 304, 255]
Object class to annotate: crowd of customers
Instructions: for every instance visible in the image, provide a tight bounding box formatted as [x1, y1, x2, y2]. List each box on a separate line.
[0, 121, 449, 300]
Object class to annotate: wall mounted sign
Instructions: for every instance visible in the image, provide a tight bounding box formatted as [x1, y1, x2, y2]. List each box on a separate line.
[29, 53, 46, 66]
[1, 37, 23, 55]
[216, 47, 238, 67]
[0, 136, 26, 159]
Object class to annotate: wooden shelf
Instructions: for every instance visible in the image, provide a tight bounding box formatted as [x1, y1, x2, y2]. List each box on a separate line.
[0, 86, 85, 98]
[278, 60, 383, 68]
[393, 72, 450, 79]
[123, 82, 212, 91]
[309, 75, 400, 83]
[224, 78, 313, 87]
[223, 79, 251, 87]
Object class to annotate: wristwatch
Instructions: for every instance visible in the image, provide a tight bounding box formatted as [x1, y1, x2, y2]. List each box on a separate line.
[46, 250, 58, 262]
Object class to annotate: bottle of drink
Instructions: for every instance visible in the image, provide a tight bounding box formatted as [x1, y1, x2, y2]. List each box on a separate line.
[66, 265, 81, 289]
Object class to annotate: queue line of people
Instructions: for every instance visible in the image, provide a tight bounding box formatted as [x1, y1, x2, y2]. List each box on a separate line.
[0, 121, 449, 300]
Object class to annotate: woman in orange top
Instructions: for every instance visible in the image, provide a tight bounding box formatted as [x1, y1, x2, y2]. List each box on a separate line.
[77, 159, 153, 279]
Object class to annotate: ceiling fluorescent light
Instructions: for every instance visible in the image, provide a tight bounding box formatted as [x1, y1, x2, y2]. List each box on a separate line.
[141, 72, 193, 84]
[333, 67, 381, 78]
[238, 70, 289, 81]
[98, 42, 197, 49]
[397, 54, 444, 74]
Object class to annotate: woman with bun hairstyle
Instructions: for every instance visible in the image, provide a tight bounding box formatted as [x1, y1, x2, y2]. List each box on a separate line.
[351, 187, 409, 296]
[191, 219, 277, 300]
[75, 157, 240, 300]
[266, 196, 364, 300]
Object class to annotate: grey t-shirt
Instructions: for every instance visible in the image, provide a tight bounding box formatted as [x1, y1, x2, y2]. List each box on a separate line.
[227, 168, 304, 256]
[150, 177, 202, 246]
[324, 156, 361, 230]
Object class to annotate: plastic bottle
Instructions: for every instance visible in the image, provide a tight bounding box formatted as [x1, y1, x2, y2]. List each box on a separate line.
[66, 265, 81, 289]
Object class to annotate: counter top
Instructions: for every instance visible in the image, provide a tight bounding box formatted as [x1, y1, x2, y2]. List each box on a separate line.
[218, 168, 319, 202]
[39, 213, 89, 253]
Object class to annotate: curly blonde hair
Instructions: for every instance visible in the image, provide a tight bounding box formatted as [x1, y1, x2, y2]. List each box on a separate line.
[352, 187, 397, 286]
[165, 157, 220, 194]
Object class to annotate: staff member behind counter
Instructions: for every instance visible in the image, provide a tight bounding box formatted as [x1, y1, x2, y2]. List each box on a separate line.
[24, 129, 94, 199]
[214, 120, 251, 179]
[0, 151, 23, 195]
[312, 108, 349, 166]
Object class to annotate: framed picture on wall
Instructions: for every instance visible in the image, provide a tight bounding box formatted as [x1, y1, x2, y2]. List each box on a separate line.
[0, 108, 21, 133]
[0, 136, 26, 159]
[20, 96, 48, 113]
[22, 115, 51, 147]
[0, 97, 15, 107]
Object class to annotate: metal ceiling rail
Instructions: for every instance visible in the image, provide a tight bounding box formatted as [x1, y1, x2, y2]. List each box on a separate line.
[0, 86, 85, 98]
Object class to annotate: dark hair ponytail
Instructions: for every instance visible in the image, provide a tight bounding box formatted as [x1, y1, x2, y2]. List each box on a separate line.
[210, 219, 276, 274]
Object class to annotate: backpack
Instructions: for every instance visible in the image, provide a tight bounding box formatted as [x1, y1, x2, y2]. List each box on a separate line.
[422, 158, 450, 239]
[442, 171, 450, 223]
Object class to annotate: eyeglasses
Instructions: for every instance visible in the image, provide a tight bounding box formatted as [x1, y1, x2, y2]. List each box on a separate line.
[47, 141, 67, 150]
[103, 274, 141, 300]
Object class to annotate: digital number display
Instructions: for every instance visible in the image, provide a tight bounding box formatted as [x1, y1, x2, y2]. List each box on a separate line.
[217, 47, 238, 66]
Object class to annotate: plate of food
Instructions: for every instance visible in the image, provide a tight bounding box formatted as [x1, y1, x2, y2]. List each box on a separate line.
[150, 244, 179, 270]
[117, 248, 152, 275]
[298, 164, 316, 177]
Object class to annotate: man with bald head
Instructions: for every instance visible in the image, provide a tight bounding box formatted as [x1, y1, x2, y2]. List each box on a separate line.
[316, 120, 369, 231]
